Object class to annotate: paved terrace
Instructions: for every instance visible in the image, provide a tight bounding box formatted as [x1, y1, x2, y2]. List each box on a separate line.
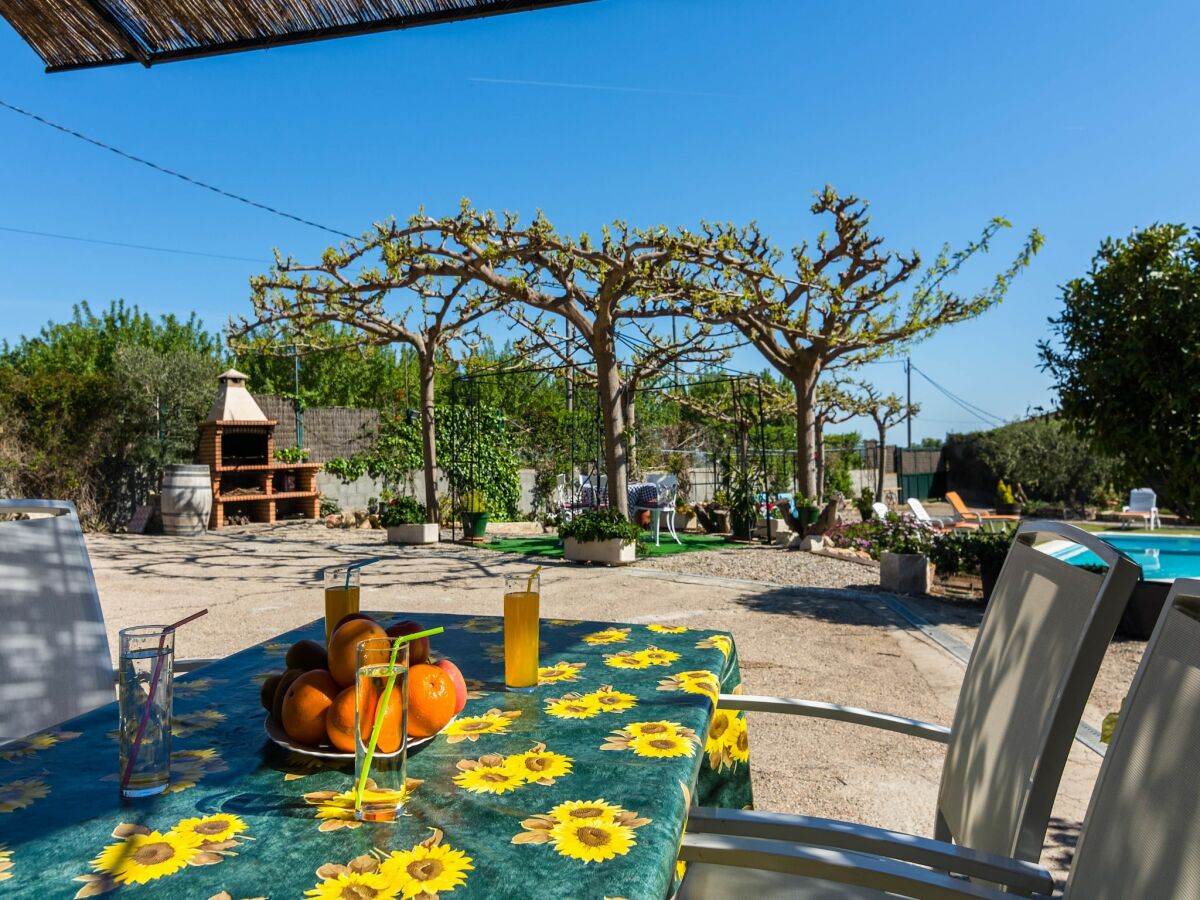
[86, 523, 1141, 882]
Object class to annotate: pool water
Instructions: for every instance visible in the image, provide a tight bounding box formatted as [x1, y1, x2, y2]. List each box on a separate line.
[1058, 533, 1200, 580]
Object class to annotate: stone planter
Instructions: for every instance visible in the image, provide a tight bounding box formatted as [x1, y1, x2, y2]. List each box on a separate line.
[387, 523, 439, 545]
[754, 519, 790, 541]
[563, 536, 637, 566]
[673, 511, 698, 533]
[709, 509, 731, 533]
[880, 551, 933, 595]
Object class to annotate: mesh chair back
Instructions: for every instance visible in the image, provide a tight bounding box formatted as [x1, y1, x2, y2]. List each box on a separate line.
[1065, 579, 1200, 898]
[1126, 488, 1156, 512]
[937, 522, 1141, 862]
[906, 498, 932, 522]
[0, 500, 113, 742]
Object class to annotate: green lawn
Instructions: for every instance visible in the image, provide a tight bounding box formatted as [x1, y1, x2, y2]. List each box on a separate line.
[484, 532, 736, 559]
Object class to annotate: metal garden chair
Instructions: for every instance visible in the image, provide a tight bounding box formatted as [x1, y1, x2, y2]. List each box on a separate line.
[679, 576, 1200, 898]
[0, 499, 213, 744]
[679, 521, 1141, 897]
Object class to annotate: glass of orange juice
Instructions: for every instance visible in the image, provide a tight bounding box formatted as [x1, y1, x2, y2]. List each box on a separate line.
[504, 572, 540, 691]
[324, 567, 361, 646]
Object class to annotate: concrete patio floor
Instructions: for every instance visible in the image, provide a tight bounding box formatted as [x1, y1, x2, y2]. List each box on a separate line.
[85, 521, 1117, 885]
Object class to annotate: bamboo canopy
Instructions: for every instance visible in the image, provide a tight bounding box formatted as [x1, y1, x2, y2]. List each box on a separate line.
[0, 0, 592, 73]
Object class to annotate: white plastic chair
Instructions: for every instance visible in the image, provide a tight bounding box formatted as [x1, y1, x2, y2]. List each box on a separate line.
[633, 475, 681, 545]
[1118, 487, 1160, 530]
[871, 501, 890, 519]
[680, 521, 1141, 896]
[906, 497, 972, 530]
[0, 499, 214, 743]
[680, 576, 1200, 898]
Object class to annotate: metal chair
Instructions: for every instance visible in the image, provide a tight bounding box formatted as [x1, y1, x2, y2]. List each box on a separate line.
[0, 499, 214, 744]
[680, 576, 1200, 898]
[633, 475, 681, 546]
[680, 522, 1141, 896]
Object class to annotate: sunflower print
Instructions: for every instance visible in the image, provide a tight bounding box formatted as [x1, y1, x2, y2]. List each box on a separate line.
[634, 647, 680, 667]
[483, 640, 547, 663]
[443, 708, 521, 744]
[174, 677, 223, 698]
[538, 661, 587, 684]
[696, 634, 733, 658]
[303, 779, 420, 832]
[513, 800, 650, 864]
[603, 650, 650, 670]
[658, 669, 720, 702]
[586, 685, 638, 713]
[0, 777, 47, 813]
[379, 829, 474, 898]
[168, 748, 228, 793]
[261, 641, 289, 657]
[647, 623, 689, 634]
[453, 759, 525, 795]
[172, 813, 249, 844]
[504, 744, 574, 785]
[601, 722, 701, 758]
[305, 869, 397, 899]
[581, 627, 631, 645]
[0, 845, 11, 882]
[172, 707, 226, 737]
[0, 730, 79, 761]
[460, 617, 503, 634]
[727, 714, 750, 764]
[544, 694, 603, 720]
[90, 829, 203, 884]
[545, 618, 584, 627]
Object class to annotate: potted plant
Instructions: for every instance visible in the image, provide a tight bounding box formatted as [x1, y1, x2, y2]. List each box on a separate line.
[381, 495, 437, 544]
[876, 514, 936, 595]
[727, 469, 759, 540]
[793, 494, 821, 528]
[995, 479, 1023, 516]
[673, 502, 698, 533]
[460, 489, 489, 539]
[559, 509, 641, 565]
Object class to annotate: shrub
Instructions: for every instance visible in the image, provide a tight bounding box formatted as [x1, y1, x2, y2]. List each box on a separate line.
[380, 495, 426, 527]
[274, 447, 310, 464]
[826, 513, 935, 559]
[558, 509, 641, 546]
[928, 527, 1016, 576]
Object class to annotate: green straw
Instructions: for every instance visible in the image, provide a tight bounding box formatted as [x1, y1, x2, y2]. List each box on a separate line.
[353, 625, 444, 812]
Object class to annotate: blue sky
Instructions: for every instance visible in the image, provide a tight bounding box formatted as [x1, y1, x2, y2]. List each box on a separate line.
[1, 0, 1197, 440]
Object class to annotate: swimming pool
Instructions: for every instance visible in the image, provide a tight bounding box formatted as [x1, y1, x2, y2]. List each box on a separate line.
[1056, 533, 1200, 580]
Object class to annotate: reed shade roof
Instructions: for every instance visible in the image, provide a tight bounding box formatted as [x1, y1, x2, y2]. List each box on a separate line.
[0, 0, 592, 72]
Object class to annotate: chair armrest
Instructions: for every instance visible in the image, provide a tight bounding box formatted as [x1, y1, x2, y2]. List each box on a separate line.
[680, 832, 1022, 899]
[686, 807, 1055, 896]
[718, 694, 951, 743]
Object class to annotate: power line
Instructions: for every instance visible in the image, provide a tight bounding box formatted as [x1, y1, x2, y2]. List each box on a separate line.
[0, 225, 269, 264]
[0, 99, 355, 241]
[910, 364, 1005, 427]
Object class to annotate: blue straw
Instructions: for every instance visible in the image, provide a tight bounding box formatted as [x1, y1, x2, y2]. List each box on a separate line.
[343, 556, 381, 589]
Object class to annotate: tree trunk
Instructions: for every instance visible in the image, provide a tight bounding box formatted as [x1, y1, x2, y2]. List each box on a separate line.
[792, 363, 820, 500]
[418, 352, 439, 525]
[875, 422, 887, 499]
[594, 336, 630, 517]
[814, 416, 826, 503]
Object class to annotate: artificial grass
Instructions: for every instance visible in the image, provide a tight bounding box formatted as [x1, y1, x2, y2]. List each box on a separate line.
[484, 532, 736, 559]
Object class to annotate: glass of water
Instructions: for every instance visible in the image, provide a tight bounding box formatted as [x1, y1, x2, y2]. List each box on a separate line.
[355, 637, 409, 821]
[118, 625, 174, 798]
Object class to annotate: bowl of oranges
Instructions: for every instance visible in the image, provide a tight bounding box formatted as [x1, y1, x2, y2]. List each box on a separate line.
[260, 613, 468, 759]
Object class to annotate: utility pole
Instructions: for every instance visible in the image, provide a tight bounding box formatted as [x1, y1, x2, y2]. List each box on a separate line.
[905, 357, 912, 448]
[292, 344, 303, 450]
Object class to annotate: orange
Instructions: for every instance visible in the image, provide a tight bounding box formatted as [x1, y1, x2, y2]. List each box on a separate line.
[327, 618, 387, 687]
[282, 669, 339, 746]
[407, 663, 456, 738]
[325, 686, 358, 753]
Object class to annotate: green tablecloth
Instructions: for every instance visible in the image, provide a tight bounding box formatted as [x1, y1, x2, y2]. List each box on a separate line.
[0, 612, 751, 899]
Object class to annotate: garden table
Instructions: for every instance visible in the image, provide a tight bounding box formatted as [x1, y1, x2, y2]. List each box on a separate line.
[0, 611, 751, 899]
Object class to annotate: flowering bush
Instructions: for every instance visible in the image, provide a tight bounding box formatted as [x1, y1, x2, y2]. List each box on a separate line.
[380, 494, 426, 527]
[825, 513, 936, 559]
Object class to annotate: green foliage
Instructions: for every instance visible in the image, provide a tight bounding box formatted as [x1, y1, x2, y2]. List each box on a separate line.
[274, 447, 310, 464]
[823, 452, 855, 498]
[996, 479, 1015, 505]
[319, 496, 341, 517]
[558, 509, 641, 545]
[945, 418, 1120, 506]
[727, 467, 760, 538]
[1039, 224, 1200, 519]
[926, 527, 1015, 576]
[853, 486, 876, 522]
[827, 513, 935, 559]
[379, 494, 426, 527]
[459, 490, 487, 514]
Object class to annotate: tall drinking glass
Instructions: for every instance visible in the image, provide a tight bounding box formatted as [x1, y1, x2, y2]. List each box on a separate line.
[325, 567, 361, 645]
[504, 573, 540, 691]
[118, 626, 174, 798]
[354, 638, 409, 822]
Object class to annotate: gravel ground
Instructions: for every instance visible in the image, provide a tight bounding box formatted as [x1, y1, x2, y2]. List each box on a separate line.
[82, 523, 1121, 885]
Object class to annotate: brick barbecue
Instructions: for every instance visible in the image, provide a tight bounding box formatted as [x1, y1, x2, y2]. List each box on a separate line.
[198, 369, 321, 528]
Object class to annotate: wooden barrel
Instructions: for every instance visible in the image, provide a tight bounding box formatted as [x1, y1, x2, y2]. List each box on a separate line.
[161, 465, 213, 535]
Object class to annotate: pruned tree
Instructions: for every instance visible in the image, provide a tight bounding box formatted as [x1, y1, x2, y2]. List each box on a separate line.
[667, 372, 791, 473]
[692, 186, 1043, 498]
[230, 254, 500, 523]
[334, 205, 738, 516]
[849, 380, 920, 497]
[813, 375, 863, 500]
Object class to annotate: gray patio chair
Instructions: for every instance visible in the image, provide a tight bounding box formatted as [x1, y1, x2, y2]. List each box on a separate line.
[634, 474, 681, 546]
[680, 521, 1140, 896]
[679, 577, 1200, 898]
[0, 499, 214, 744]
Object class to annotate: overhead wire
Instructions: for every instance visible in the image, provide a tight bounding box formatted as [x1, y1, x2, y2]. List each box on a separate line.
[0, 225, 269, 264]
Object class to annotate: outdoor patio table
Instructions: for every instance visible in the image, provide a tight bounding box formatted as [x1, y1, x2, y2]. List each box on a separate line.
[581, 480, 660, 511]
[0, 612, 750, 899]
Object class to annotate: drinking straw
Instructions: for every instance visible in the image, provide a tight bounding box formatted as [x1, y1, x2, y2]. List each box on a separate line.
[353, 625, 444, 812]
[120, 608, 208, 791]
[526, 564, 543, 594]
[342, 557, 381, 589]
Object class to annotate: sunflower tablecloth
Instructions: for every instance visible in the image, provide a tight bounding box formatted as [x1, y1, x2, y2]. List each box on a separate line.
[0, 612, 751, 899]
